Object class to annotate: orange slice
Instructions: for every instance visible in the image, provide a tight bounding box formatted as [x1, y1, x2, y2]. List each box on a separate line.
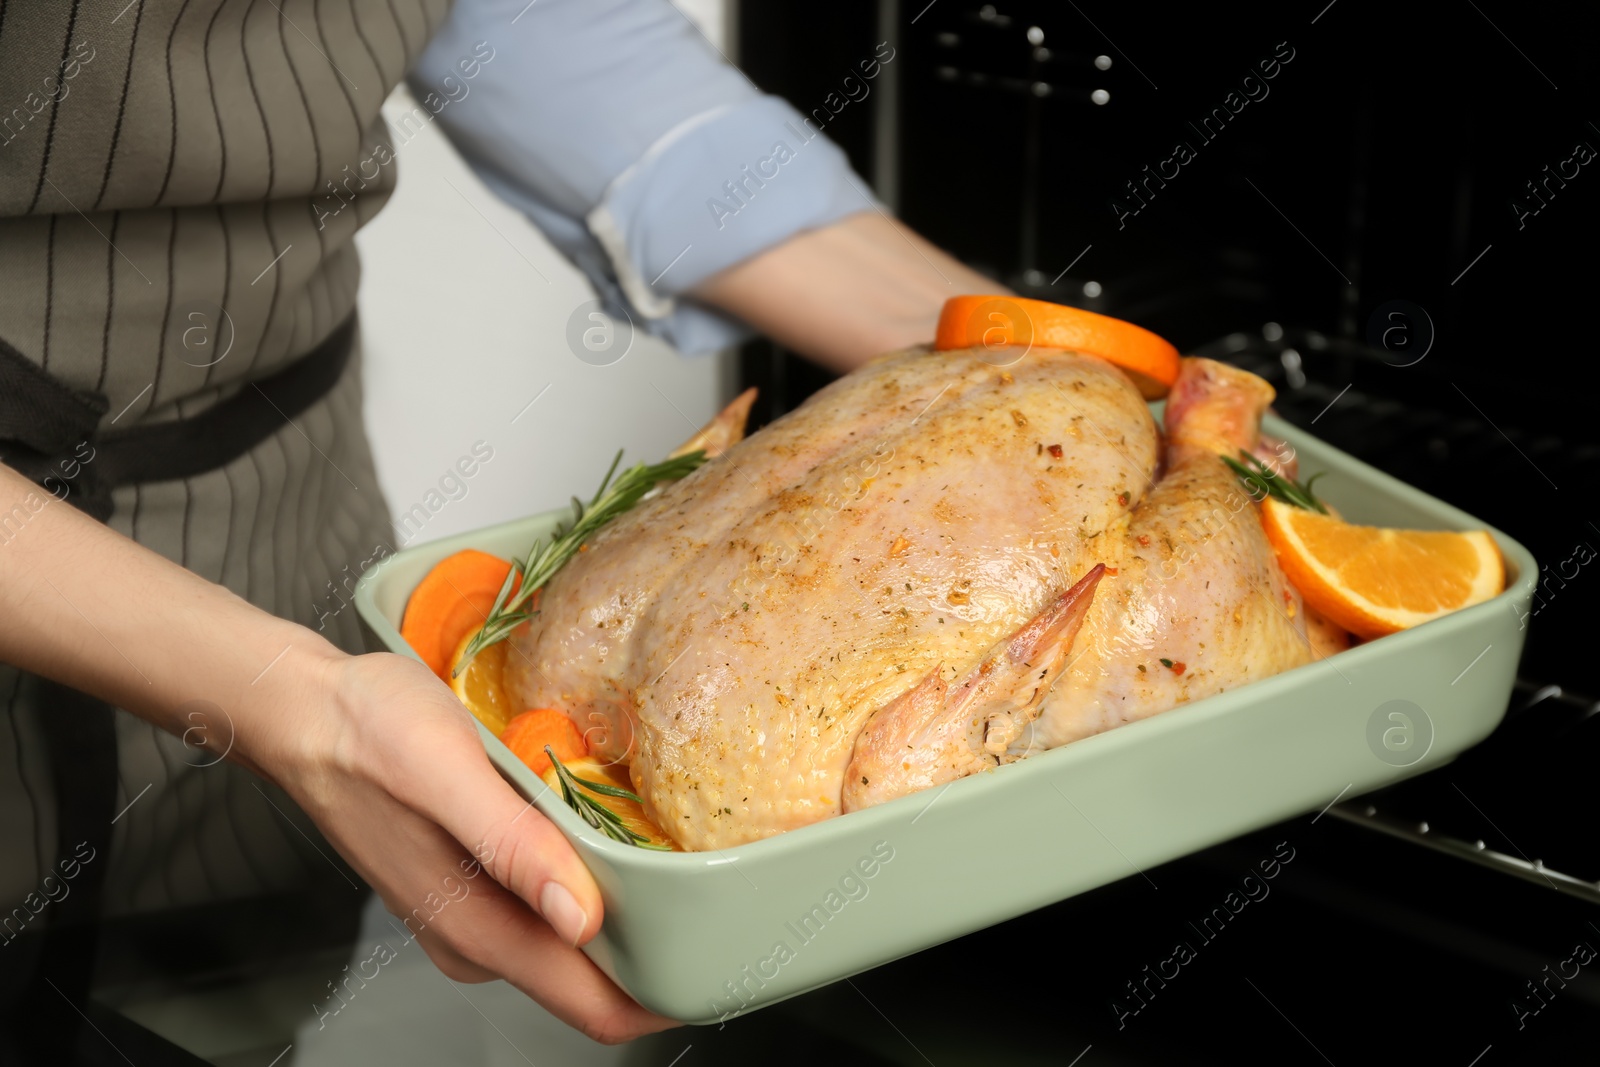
[539, 755, 678, 851]
[1260, 497, 1504, 639]
[933, 295, 1180, 399]
[448, 629, 516, 736]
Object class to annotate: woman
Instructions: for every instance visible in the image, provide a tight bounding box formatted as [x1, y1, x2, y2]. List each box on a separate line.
[0, 0, 998, 1044]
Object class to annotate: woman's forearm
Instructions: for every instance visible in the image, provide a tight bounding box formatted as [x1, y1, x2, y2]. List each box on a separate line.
[688, 210, 1011, 373]
[0, 462, 674, 1039]
[0, 463, 337, 776]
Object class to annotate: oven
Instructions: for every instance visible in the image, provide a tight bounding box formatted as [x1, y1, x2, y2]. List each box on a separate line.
[731, 1, 1600, 1060]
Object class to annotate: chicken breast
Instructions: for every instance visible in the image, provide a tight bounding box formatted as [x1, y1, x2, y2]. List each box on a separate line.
[506, 347, 1330, 850]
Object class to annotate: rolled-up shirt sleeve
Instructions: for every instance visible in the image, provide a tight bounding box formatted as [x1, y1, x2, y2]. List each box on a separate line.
[411, 0, 877, 353]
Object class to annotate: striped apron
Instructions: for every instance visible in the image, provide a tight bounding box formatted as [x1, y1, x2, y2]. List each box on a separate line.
[0, 0, 452, 973]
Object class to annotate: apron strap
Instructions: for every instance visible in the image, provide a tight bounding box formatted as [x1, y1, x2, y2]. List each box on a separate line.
[0, 677, 118, 1016]
[0, 315, 356, 521]
[0, 338, 109, 454]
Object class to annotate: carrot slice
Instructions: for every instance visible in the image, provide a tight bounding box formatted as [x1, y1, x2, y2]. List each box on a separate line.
[400, 549, 517, 679]
[934, 295, 1181, 399]
[500, 708, 588, 778]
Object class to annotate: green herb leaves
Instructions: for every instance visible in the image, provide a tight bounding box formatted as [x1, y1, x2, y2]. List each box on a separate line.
[1222, 451, 1328, 514]
[454, 449, 706, 674]
[546, 747, 671, 850]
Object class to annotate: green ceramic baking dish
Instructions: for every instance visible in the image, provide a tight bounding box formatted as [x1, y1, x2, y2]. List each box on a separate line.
[354, 411, 1536, 1024]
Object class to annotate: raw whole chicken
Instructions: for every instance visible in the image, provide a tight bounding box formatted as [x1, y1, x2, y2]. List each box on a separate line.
[506, 347, 1344, 850]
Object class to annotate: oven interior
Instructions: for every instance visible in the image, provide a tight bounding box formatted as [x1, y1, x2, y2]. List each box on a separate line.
[732, 2, 1600, 1059]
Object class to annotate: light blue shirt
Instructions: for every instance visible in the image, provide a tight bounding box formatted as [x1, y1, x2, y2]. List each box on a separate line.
[412, 0, 879, 354]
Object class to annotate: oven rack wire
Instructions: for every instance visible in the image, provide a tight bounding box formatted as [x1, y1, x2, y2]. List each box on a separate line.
[1333, 679, 1600, 903]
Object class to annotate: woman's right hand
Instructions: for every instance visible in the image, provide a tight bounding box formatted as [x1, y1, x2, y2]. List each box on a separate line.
[246, 645, 679, 1044]
[0, 464, 674, 1044]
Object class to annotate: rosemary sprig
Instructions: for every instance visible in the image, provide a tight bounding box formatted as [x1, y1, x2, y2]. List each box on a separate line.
[546, 746, 671, 850]
[1222, 451, 1329, 514]
[454, 449, 706, 674]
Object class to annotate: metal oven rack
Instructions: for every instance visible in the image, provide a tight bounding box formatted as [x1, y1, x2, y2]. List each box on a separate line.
[1328, 680, 1600, 907]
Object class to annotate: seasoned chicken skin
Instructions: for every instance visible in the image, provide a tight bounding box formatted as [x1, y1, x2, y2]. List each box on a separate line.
[1027, 357, 1318, 751]
[506, 349, 1328, 850]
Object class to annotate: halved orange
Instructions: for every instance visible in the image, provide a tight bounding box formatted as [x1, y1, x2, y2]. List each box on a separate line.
[1260, 497, 1504, 639]
[933, 295, 1180, 399]
[448, 629, 516, 736]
